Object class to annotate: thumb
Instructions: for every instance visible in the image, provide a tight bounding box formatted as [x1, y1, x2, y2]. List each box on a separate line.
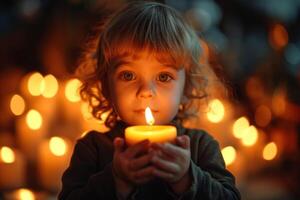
[113, 137, 125, 153]
[176, 135, 190, 149]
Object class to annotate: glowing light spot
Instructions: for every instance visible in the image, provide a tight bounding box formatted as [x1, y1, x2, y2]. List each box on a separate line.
[17, 188, 35, 200]
[255, 105, 272, 127]
[41, 74, 59, 98]
[269, 24, 288, 49]
[241, 126, 258, 146]
[272, 90, 286, 116]
[0, 146, 15, 163]
[49, 137, 67, 156]
[65, 79, 82, 102]
[26, 109, 42, 130]
[232, 117, 249, 139]
[10, 94, 26, 116]
[145, 107, 155, 125]
[263, 142, 277, 161]
[27, 72, 44, 96]
[206, 99, 225, 123]
[221, 146, 236, 166]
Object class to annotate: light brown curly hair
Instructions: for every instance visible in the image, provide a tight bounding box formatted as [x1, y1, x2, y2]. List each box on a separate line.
[77, 1, 212, 129]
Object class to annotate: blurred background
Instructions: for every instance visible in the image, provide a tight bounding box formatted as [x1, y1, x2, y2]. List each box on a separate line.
[0, 0, 299, 199]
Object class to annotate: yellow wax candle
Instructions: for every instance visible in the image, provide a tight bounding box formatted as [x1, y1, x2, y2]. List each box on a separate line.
[125, 107, 177, 146]
[37, 137, 71, 192]
[0, 146, 26, 190]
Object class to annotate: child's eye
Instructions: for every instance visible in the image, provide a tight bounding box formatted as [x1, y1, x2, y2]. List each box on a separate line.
[119, 71, 136, 81]
[157, 73, 173, 82]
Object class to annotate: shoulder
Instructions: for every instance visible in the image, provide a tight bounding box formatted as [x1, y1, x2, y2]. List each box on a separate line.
[75, 130, 117, 154]
[78, 130, 118, 147]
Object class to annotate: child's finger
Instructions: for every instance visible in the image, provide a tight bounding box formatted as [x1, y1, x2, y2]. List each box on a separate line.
[153, 169, 174, 181]
[113, 137, 125, 154]
[153, 142, 181, 158]
[134, 175, 153, 185]
[129, 152, 153, 171]
[134, 166, 155, 180]
[125, 140, 149, 158]
[176, 135, 190, 149]
[151, 155, 179, 174]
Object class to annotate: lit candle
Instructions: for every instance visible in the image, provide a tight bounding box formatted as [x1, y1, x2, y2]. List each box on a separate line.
[0, 146, 25, 189]
[125, 107, 177, 146]
[37, 137, 71, 192]
[16, 109, 46, 162]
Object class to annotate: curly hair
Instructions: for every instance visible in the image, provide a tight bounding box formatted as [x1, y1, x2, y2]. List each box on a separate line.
[77, 1, 212, 129]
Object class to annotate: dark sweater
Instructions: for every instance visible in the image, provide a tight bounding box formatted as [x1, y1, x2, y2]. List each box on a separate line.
[59, 121, 241, 200]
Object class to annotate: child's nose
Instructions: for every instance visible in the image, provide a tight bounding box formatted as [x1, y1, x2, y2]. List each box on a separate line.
[137, 81, 156, 98]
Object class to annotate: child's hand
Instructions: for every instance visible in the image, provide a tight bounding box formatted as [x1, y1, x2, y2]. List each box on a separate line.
[150, 135, 191, 193]
[113, 137, 155, 185]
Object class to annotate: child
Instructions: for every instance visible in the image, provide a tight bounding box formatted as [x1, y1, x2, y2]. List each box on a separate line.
[59, 1, 241, 200]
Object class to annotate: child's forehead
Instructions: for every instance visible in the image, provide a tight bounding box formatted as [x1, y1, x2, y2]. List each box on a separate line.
[116, 51, 183, 70]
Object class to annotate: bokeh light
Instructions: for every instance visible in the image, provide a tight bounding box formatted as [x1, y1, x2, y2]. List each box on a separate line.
[206, 99, 225, 123]
[27, 72, 44, 96]
[255, 105, 272, 127]
[16, 188, 35, 200]
[0, 146, 15, 163]
[221, 146, 236, 166]
[26, 109, 43, 130]
[232, 116, 250, 139]
[241, 126, 258, 146]
[65, 79, 82, 102]
[41, 74, 59, 98]
[263, 142, 278, 161]
[269, 24, 288, 49]
[10, 94, 26, 116]
[49, 137, 67, 156]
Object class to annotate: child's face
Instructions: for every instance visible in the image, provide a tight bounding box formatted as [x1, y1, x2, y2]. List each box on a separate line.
[109, 53, 185, 125]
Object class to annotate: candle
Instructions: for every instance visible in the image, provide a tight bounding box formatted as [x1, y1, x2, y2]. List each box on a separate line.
[16, 109, 47, 162]
[3, 188, 51, 200]
[125, 107, 177, 146]
[37, 137, 71, 192]
[0, 146, 26, 190]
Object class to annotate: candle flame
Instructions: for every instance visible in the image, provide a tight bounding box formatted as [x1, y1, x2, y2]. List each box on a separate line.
[145, 107, 155, 125]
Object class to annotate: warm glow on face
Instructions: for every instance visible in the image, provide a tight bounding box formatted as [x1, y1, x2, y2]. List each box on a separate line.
[269, 24, 288, 49]
[232, 116, 249, 139]
[221, 146, 236, 166]
[41, 74, 59, 98]
[145, 107, 155, 125]
[263, 142, 277, 160]
[10, 94, 26, 116]
[17, 189, 35, 200]
[255, 105, 272, 127]
[0, 146, 15, 163]
[49, 137, 67, 156]
[26, 109, 43, 130]
[27, 72, 44, 96]
[241, 125, 258, 146]
[65, 79, 82, 102]
[206, 99, 225, 123]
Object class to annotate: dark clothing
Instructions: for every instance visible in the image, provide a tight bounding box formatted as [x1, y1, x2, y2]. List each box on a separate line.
[59, 121, 241, 200]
